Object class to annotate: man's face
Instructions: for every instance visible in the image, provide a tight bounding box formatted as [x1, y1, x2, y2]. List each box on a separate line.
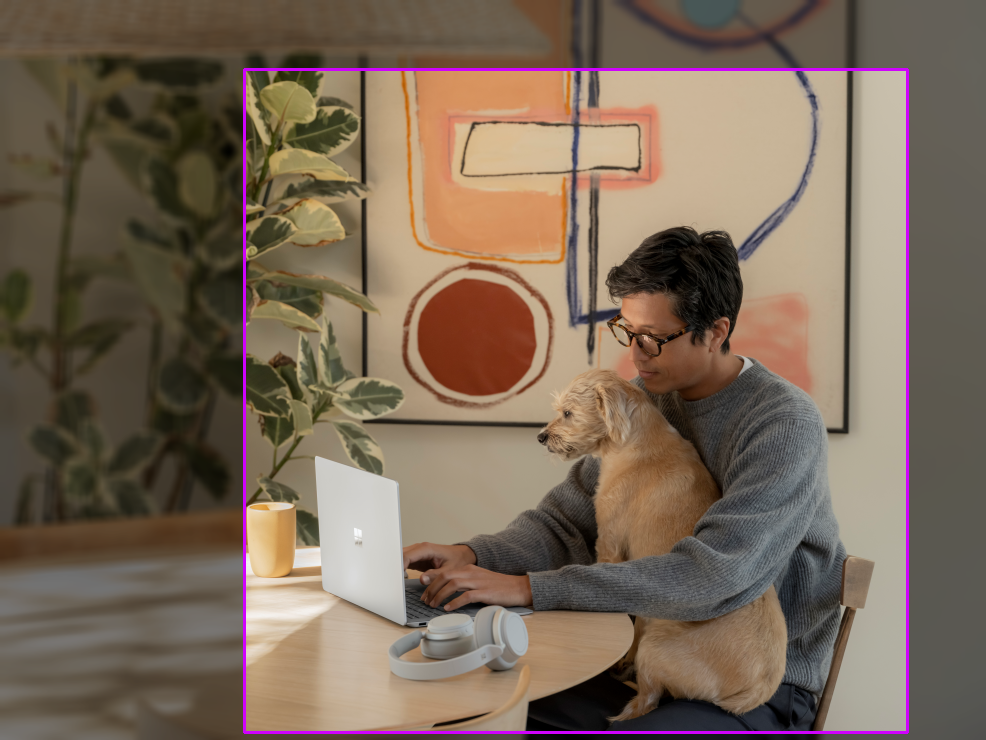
[618, 292, 718, 397]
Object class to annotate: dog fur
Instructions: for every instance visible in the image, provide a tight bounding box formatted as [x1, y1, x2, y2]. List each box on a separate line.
[538, 369, 787, 721]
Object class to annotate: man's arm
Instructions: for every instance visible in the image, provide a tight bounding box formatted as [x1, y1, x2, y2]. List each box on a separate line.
[454, 455, 602, 576]
[525, 416, 828, 620]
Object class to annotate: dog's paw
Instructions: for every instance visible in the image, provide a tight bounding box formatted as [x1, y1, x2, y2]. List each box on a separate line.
[609, 661, 636, 683]
[608, 693, 658, 723]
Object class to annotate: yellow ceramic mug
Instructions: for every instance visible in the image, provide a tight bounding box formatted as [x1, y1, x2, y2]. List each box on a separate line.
[247, 502, 296, 577]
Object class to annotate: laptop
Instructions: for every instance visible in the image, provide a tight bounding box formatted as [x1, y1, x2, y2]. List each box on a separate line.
[315, 456, 533, 627]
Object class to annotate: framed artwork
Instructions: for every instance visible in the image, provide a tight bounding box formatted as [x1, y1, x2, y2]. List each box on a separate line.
[599, 0, 855, 68]
[363, 70, 851, 431]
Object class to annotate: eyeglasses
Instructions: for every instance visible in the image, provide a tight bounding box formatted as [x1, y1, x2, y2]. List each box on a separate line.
[606, 314, 695, 357]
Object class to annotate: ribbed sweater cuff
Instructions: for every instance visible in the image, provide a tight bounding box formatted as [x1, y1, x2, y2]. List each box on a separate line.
[454, 536, 500, 571]
[527, 569, 578, 611]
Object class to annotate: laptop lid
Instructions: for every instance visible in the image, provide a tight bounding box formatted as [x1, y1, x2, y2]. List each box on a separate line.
[315, 456, 406, 626]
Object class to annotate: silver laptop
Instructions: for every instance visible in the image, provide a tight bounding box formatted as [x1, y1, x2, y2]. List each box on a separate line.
[315, 456, 532, 627]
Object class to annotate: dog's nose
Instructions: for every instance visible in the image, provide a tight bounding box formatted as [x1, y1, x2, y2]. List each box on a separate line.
[537, 430, 549, 445]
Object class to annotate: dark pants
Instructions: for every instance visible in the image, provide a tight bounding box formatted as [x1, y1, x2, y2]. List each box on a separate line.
[526, 671, 816, 732]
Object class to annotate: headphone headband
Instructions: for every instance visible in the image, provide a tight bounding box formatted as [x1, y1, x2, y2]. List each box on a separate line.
[388, 629, 505, 680]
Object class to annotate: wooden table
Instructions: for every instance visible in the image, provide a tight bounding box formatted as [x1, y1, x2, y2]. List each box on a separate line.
[245, 547, 634, 732]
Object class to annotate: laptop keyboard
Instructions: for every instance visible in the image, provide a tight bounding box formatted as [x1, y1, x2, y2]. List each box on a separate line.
[404, 587, 473, 621]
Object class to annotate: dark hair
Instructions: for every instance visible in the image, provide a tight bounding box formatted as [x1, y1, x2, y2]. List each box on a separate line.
[605, 226, 743, 353]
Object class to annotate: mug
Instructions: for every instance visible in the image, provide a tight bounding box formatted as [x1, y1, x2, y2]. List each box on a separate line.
[247, 502, 296, 577]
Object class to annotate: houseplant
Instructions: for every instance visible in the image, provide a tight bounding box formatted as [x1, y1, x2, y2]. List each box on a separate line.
[243, 68, 404, 544]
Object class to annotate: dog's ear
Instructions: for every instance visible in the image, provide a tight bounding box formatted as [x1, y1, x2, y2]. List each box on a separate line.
[595, 382, 631, 444]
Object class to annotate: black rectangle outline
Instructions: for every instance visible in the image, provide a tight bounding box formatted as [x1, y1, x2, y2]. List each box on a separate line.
[459, 120, 642, 177]
[362, 71, 853, 434]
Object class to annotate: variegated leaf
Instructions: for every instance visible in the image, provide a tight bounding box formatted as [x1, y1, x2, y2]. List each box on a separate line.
[122, 220, 186, 334]
[296, 509, 320, 546]
[289, 399, 313, 436]
[260, 81, 317, 127]
[297, 333, 319, 393]
[279, 199, 345, 247]
[334, 378, 405, 420]
[108, 477, 157, 516]
[280, 178, 369, 205]
[272, 70, 323, 97]
[245, 215, 297, 260]
[245, 71, 271, 147]
[268, 149, 352, 181]
[283, 106, 360, 157]
[185, 442, 229, 500]
[245, 355, 291, 417]
[249, 268, 376, 313]
[108, 430, 164, 476]
[254, 279, 323, 319]
[331, 420, 384, 475]
[319, 320, 348, 386]
[158, 357, 208, 413]
[257, 475, 300, 503]
[198, 272, 242, 329]
[260, 413, 294, 449]
[175, 150, 217, 217]
[251, 299, 321, 333]
[27, 424, 78, 466]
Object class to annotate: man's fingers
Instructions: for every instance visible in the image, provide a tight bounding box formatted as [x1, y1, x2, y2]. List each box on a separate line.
[419, 569, 450, 603]
[428, 580, 463, 608]
[444, 590, 482, 611]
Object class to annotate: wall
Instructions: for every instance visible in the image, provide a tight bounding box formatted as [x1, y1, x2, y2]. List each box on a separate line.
[245, 70, 907, 731]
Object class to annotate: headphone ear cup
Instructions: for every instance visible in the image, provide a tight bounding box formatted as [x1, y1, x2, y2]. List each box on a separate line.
[486, 608, 526, 671]
[472, 605, 500, 655]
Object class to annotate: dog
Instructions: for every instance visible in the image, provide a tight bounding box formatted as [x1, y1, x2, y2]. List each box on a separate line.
[537, 369, 787, 721]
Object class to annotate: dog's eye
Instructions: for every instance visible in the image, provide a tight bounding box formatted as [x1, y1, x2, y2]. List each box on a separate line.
[563, 410, 571, 418]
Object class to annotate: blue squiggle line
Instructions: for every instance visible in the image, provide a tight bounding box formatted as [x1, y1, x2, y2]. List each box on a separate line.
[566, 72, 582, 327]
[615, 0, 819, 53]
[571, 0, 584, 68]
[737, 70, 819, 261]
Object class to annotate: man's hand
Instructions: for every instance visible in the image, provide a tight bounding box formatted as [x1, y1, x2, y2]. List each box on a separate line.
[419, 564, 533, 612]
[402, 542, 477, 573]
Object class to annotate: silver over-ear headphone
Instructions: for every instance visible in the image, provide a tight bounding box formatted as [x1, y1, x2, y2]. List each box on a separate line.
[388, 606, 529, 680]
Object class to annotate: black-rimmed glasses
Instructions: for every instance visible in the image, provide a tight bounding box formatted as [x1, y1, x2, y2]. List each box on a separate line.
[606, 314, 695, 357]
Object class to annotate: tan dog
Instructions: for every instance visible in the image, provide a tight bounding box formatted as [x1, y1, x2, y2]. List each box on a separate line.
[538, 369, 787, 721]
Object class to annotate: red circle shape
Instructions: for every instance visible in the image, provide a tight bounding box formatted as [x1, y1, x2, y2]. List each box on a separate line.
[417, 278, 536, 396]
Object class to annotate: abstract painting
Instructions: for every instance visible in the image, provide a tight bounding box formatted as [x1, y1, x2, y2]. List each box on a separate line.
[600, 0, 854, 68]
[364, 70, 850, 430]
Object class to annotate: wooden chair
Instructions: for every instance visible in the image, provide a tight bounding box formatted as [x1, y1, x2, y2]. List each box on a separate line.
[393, 665, 531, 732]
[812, 556, 876, 731]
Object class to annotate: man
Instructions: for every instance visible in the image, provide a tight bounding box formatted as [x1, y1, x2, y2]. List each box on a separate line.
[402, 226, 845, 731]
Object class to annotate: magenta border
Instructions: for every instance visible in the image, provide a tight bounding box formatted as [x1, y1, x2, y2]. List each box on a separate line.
[242, 66, 911, 735]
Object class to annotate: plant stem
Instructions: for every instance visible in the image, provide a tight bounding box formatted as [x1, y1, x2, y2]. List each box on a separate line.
[175, 389, 218, 511]
[246, 435, 303, 506]
[145, 319, 162, 425]
[250, 121, 283, 203]
[52, 99, 97, 393]
[245, 399, 331, 506]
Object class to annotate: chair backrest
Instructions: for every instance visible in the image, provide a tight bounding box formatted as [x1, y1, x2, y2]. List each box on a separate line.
[812, 556, 875, 731]
[437, 665, 531, 731]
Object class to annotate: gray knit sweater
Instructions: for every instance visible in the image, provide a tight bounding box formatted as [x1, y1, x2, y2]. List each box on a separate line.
[461, 359, 845, 697]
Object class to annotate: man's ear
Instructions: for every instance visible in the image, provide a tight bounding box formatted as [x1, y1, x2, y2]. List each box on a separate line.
[709, 317, 732, 353]
[595, 383, 631, 444]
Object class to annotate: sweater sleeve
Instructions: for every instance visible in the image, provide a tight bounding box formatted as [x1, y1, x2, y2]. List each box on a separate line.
[456, 456, 601, 576]
[526, 416, 827, 619]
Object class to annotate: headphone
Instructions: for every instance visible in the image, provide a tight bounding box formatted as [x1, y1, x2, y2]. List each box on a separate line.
[388, 606, 529, 680]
